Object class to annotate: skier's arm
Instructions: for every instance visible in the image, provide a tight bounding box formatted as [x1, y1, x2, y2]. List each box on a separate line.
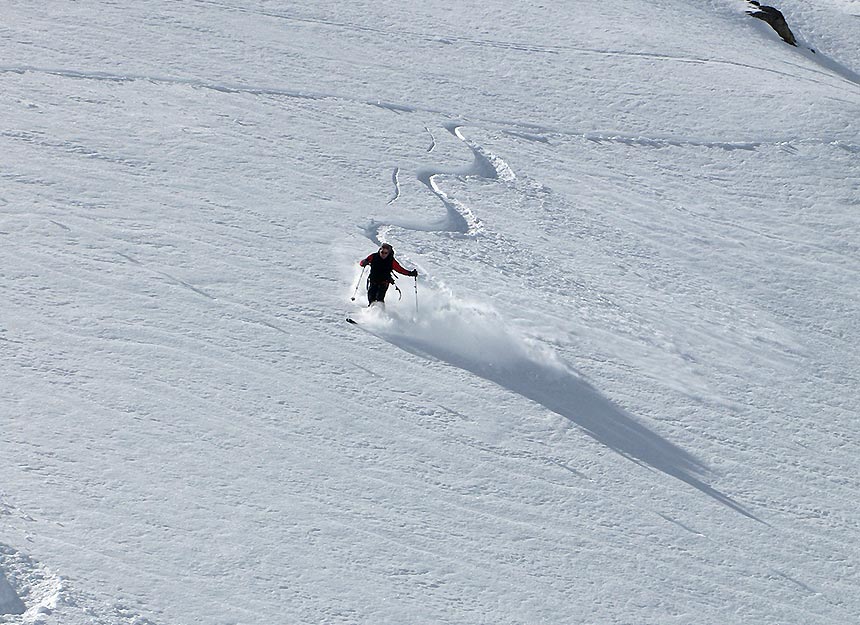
[359, 254, 374, 267]
[392, 259, 418, 277]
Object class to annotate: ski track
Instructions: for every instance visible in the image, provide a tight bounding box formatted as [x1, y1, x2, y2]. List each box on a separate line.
[365, 123, 512, 244]
[387, 167, 400, 205]
[424, 126, 437, 153]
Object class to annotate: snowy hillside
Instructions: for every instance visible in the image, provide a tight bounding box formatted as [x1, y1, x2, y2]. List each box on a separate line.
[2, 1, 859, 623]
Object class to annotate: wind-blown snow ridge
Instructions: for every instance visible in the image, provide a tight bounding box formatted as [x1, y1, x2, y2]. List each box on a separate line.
[352, 290, 759, 520]
[4, 65, 854, 153]
[0, 64, 398, 109]
[0, 542, 161, 624]
[801, 47, 860, 86]
[193, 0, 860, 88]
[1, 544, 62, 621]
[0, 570, 25, 616]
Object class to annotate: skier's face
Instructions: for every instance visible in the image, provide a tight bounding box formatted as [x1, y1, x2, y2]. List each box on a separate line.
[379, 248, 390, 257]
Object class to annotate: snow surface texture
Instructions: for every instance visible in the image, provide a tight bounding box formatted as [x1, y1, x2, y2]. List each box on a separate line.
[1, 0, 858, 624]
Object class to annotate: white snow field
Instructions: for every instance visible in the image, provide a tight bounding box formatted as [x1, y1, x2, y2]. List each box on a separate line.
[2, 0, 859, 623]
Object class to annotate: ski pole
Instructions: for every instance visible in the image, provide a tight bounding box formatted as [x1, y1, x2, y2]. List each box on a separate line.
[413, 276, 419, 315]
[351, 266, 367, 301]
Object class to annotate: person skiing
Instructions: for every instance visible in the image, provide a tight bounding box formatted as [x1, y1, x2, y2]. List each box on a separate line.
[358, 243, 417, 306]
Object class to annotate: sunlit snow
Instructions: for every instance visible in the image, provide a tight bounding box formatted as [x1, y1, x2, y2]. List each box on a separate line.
[1, 1, 858, 624]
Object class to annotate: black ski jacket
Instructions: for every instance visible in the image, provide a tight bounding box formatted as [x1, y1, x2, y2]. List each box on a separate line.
[360, 252, 411, 284]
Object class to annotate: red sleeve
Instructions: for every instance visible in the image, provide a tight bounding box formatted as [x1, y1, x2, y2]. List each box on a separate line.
[391, 259, 410, 275]
[359, 254, 374, 266]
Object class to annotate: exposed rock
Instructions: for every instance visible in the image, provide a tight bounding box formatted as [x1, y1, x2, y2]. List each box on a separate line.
[746, 1, 797, 46]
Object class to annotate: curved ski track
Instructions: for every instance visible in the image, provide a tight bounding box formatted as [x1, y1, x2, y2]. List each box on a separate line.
[366, 123, 515, 246]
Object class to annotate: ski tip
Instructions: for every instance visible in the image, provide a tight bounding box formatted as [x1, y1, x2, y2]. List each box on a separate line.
[346, 317, 358, 324]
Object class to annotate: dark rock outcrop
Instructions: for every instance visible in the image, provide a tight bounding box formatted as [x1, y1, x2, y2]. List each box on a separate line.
[747, 1, 797, 46]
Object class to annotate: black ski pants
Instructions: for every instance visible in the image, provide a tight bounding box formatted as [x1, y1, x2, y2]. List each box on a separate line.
[367, 280, 390, 305]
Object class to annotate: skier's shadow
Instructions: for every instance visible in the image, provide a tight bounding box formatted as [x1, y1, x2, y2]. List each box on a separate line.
[386, 331, 761, 522]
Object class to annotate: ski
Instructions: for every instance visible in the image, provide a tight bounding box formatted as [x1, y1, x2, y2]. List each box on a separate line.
[346, 317, 358, 324]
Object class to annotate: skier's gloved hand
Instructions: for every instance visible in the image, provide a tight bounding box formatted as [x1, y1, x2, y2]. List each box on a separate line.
[359, 259, 367, 267]
[409, 269, 418, 277]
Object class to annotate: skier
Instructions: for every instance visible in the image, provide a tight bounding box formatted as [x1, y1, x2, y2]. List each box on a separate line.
[358, 243, 417, 306]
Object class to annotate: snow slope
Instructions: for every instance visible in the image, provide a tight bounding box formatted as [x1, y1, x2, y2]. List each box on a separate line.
[1, 1, 858, 623]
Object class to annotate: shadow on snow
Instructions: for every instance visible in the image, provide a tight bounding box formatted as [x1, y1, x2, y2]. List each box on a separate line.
[373, 319, 762, 523]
